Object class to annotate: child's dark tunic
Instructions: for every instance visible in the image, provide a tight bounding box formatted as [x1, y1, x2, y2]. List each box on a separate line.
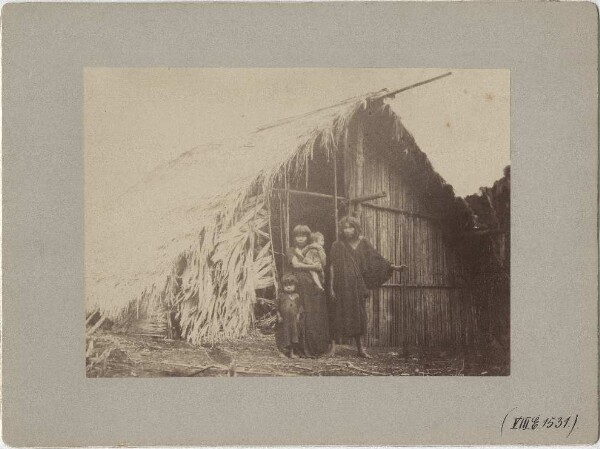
[277, 292, 300, 348]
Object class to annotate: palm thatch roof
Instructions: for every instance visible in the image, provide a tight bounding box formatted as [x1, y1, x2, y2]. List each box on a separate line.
[86, 89, 469, 345]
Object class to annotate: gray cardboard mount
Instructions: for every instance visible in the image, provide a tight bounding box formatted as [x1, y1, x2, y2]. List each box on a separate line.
[1, 2, 598, 447]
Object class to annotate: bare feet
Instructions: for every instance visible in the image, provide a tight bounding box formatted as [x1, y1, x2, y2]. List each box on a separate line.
[357, 350, 372, 359]
[325, 341, 337, 357]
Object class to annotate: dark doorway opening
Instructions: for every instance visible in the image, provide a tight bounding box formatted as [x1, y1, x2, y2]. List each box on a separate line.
[270, 148, 346, 274]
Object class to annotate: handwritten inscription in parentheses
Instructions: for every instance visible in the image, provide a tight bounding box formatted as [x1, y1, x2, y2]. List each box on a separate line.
[501, 407, 579, 438]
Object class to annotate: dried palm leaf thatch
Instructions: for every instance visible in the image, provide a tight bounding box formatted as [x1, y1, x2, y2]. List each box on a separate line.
[86, 89, 467, 345]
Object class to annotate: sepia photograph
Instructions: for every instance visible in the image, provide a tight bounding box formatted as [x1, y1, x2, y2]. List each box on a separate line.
[85, 68, 510, 377]
[4, 3, 597, 445]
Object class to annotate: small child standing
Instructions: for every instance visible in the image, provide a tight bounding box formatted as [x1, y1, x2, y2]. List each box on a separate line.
[276, 273, 303, 358]
[302, 232, 327, 291]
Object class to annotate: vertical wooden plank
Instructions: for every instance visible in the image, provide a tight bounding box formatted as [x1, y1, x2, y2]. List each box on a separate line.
[407, 288, 419, 345]
[390, 288, 395, 347]
[442, 291, 446, 346]
[418, 218, 423, 286]
[422, 290, 426, 348]
[422, 219, 426, 286]
[412, 289, 417, 347]
[333, 151, 339, 238]
[437, 222, 443, 286]
[365, 292, 373, 346]
[429, 223, 434, 287]
[413, 289, 417, 347]
[441, 291, 446, 346]
[408, 215, 413, 286]
[423, 290, 427, 348]
[409, 289, 413, 348]
[429, 223, 434, 288]
[278, 194, 286, 273]
[416, 217, 421, 286]
[381, 288, 386, 346]
[423, 220, 433, 285]
[425, 290, 430, 348]
[432, 291, 436, 348]
[345, 125, 355, 217]
[424, 220, 428, 286]
[419, 289, 423, 347]
[432, 288, 436, 346]
[440, 290, 445, 343]
[388, 290, 392, 349]
[401, 288, 406, 351]
[389, 211, 396, 346]
[437, 289, 441, 346]
[405, 288, 409, 348]
[423, 221, 428, 288]
[392, 288, 397, 347]
[451, 289, 456, 345]
[305, 155, 309, 189]
[385, 208, 397, 346]
[382, 156, 390, 207]
[395, 288, 399, 349]
[375, 288, 381, 346]
[379, 289, 387, 346]
[442, 290, 447, 345]
[284, 170, 290, 248]
[405, 289, 410, 348]
[398, 212, 404, 348]
[354, 120, 365, 216]
[442, 228, 446, 286]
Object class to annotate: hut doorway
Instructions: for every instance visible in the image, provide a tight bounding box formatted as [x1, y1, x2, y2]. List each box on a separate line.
[270, 149, 346, 276]
[288, 194, 337, 256]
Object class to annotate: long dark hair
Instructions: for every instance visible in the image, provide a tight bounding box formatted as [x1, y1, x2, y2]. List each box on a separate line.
[338, 215, 362, 240]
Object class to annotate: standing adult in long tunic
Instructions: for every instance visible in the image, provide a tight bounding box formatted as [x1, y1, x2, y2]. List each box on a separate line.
[328, 216, 406, 358]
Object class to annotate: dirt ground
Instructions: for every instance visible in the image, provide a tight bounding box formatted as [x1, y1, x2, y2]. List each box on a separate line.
[86, 330, 509, 377]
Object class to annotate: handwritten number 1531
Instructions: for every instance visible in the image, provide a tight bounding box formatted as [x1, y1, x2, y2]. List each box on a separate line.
[511, 415, 578, 437]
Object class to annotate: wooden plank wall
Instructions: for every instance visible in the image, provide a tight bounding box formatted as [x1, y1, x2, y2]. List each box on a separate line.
[358, 141, 477, 348]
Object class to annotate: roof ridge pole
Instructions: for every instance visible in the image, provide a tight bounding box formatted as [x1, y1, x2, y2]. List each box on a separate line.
[377, 72, 452, 101]
[254, 73, 451, 134]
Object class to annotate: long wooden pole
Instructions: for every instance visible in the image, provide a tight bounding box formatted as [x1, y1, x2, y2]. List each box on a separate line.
[333, 152, 339, 238]
[351, 192, 387, 204]
[272, 188, 348, 202]
[354, 123, 364, 216]
[379, 72, 452, 100]
[284, 171, 290, 248]
[255, 72, 452, 133]
[362, 201, 442, 221]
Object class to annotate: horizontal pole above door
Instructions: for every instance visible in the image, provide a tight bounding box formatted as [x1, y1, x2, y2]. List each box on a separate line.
[362, 202, 442, 222]
[272, 188, 347, 202]
[272, 188, 387, 205]
[380, 284, 466, 289]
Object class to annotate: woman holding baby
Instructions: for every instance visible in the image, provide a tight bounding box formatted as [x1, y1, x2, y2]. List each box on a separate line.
[283, 225, 330, 358]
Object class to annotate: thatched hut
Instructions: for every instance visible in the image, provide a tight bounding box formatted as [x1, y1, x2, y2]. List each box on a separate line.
[86, 89, 477, 348]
